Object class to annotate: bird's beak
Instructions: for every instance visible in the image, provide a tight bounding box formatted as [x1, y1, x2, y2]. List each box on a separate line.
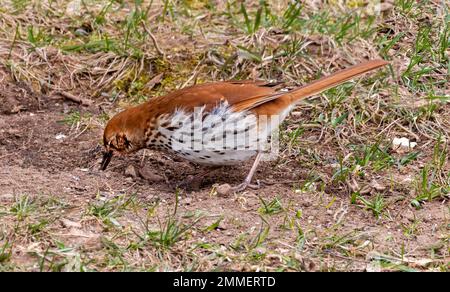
[100, 150, 113, 170]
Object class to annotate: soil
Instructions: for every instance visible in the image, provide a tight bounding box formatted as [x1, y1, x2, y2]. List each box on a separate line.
[0, 66, 448, 271]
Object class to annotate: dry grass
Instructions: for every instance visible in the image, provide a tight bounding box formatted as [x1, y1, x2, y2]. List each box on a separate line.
[0, 0, 448, 271]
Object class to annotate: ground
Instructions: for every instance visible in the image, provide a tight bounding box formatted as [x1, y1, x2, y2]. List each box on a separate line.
[0, 0, 448, 271]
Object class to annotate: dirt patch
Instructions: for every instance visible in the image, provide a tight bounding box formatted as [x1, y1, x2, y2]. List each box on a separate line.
[0, 66, 42, 114]
[0, 71, 448, 271]
[0, 0, 448, 271]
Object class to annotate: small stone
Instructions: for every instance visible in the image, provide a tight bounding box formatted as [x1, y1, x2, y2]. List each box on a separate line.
[60, 218, 82, 229]
[74, 28, 89, 36]
[370, 180, 386, 191]
[185, 175, 204, 191]
[55, 133, 67, 140]
[403, 209, 415, 221]
[217, 220, 227, 230]
[139, 167, 164, 182]
[254, 247, 266, 254]
[359, 184, 372, 195]
[392, 137, 417, 153]
[0, 193, 14, 202]
[216, 183, 232, 197]
[379, 2, 393, 12]
[300, 201, 312, 207]
[124, 165, 137, 178]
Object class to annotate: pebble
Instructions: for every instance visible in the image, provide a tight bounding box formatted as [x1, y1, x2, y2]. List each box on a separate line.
[216, 183, 232, 197]
[0, 193, 14, 202]
[370, 180, 386, 191]
[124, 165, 137, 178]
[139, 167, 165, 182]
[392, 137, 417, 153]
[60, 218, 82, 229]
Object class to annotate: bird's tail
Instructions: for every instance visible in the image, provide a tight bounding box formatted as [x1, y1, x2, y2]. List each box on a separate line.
[289, 59, 389, 103]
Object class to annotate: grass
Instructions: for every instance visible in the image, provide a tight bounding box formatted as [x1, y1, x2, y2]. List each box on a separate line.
[143, 198, 203, 249]
[0, 240, 12, 264]
[356, 194, 386, 219]
[0, 0, 448, 272]
[10, 195, 35, 221]
[87, 193, 136, 228]
[258, 196, 284, 215]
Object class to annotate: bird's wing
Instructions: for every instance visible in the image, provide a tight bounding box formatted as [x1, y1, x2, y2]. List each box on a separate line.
[152, 80, 282, 112]
[152, 60, 388, 115]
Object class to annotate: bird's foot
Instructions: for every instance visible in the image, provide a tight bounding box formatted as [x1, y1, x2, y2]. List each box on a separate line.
[232, 179, 261, 192]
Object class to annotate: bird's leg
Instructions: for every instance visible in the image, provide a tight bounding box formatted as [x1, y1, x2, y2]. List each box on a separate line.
[232, 152, 263, 192]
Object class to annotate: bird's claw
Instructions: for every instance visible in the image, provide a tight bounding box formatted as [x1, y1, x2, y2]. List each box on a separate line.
[232, 180, 261, 192]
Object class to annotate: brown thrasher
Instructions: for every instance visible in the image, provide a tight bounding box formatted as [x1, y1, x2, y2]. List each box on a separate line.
[101, 59, 388, 191]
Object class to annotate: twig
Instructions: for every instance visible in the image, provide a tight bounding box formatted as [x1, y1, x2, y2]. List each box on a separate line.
[54, 91, 93, 106]
[394, 121, 420, 141]
[141, 22, 165, 57]
[180, 60, 204, 89]
[7, 23, 19, 60]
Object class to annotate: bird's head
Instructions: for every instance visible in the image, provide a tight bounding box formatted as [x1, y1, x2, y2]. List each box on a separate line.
[101, 106, 148, 170]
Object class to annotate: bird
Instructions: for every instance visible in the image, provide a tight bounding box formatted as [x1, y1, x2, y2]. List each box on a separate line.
[101, 59, 388, 191]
